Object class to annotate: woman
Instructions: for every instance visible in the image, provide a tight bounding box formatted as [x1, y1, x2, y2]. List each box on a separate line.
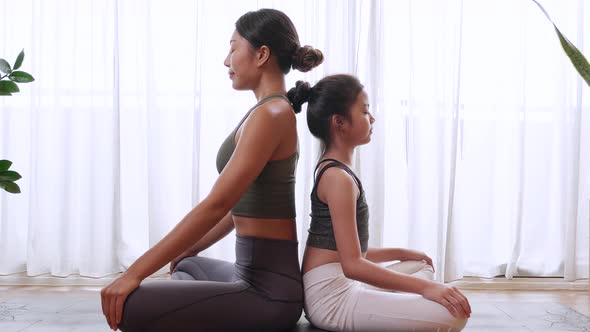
[101, 9, 323, 332]
[288, 75, 470, 332]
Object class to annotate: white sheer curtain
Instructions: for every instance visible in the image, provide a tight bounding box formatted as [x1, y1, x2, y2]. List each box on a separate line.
[0, 0, 588, 281]
[372, 0, 589, 281]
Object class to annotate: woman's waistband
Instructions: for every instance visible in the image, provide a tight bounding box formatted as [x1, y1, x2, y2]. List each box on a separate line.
[234, 235, 302, 302]
[235, 234, 301, 278]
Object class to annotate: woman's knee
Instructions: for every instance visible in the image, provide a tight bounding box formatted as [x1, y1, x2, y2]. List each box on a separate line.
[117, 291, 144, 332]
[173, 257, 208, 279]
[170, 270, 195, 280]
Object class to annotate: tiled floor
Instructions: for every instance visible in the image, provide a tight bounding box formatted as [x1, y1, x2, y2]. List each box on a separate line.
[0, 286, 589, 331]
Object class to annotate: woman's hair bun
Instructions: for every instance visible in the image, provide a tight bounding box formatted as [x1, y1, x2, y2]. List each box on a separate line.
[292, 46, 324, 73]
[287, 80, 312, 114]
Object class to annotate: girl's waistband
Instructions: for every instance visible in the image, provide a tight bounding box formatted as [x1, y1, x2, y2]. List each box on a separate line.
[303, 262, 346, 287]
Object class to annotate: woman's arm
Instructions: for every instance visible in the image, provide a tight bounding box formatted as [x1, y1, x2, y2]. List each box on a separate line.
[101, 102, 295, 330]
[184, 211, 235, 254]
[319, 168, 470, 319]
[170, 211, 235, 273]
[122, 105, 289, 280]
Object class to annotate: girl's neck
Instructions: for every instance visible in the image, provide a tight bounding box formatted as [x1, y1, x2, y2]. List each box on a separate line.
[322, 146, 355, 167]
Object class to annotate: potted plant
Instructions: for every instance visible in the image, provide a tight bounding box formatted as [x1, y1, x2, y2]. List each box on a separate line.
[0, 49, 34, 193]
[532, 0, 590, 86]
[0, 160, 21, 193]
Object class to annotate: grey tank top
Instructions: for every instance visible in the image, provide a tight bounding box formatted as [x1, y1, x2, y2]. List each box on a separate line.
[216, 94, 299, 219]
[307, 159, 369, 252]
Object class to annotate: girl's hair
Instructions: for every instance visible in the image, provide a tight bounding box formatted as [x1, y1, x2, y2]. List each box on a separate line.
[235, 9, 323, 75]
[287, 74, 364, 148]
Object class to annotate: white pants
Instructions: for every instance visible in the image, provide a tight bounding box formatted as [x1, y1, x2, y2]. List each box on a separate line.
[303, 261, 468, 332]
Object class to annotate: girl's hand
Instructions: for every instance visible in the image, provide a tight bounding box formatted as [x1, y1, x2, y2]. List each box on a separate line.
[422, 283, 471, 319]
[169, 250, 197, 274]
[401, 249, 434, 271]
[100, 272, 142, 331]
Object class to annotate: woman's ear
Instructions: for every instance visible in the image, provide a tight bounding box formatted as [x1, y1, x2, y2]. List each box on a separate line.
[255, 45, 271, 67]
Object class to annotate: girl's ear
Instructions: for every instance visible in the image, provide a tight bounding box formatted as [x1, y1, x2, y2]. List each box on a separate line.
[255, 45, 271, 67]
[331, 114, 346, 130]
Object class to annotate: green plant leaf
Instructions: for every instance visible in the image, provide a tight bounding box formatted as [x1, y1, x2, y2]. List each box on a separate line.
[0, 59, 11, 74]
[532, 0, 590, 87]
[554, 27, 590, 87]
[0, 180, 21, 194]
[14, 49, 25, 70]
[0, 90, 12, 96]
[9, 71, 35, 83]
[0, 160, 12, 172]
[0, 170, 22, 181]
[0, 80, 20, 93]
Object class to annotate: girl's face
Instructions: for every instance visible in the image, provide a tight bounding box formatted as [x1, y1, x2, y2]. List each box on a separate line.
[224, 30, 260, 90]
[343, 90, 375, 146]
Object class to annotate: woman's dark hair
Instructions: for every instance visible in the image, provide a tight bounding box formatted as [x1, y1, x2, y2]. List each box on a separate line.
[287, 74, 364, 147]
[235, 9, 323, 75]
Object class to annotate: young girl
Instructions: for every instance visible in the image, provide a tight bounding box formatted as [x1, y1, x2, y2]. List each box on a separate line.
[101, 9, 323, 332]
[288, 75, 470, 332]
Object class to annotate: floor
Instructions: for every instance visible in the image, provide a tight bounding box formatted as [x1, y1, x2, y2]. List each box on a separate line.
[0, 286, 588, 331]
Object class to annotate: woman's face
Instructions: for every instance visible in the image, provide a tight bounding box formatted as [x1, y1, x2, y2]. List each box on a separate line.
[344, 90, 375, 146]
[224, 30, 259, 90]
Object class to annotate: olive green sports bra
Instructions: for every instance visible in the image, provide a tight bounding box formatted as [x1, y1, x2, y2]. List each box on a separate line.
[215, 94, 299, 219]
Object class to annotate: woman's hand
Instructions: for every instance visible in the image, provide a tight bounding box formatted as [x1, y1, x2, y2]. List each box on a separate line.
[169, 250, 197, 274]
[100, 272, 142, 331]
[422, 283, 471, 319]
[400, 249, 434, 271]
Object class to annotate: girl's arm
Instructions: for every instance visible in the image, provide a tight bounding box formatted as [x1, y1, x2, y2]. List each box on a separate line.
[319, 168, 470, 319]
[365, 247, 404, 263]
[101, 102, 295, 331]
[365, 247, 434, 269]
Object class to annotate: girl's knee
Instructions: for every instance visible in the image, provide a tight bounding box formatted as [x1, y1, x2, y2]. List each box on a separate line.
[449, 316, 468, 331]
[385, 260, 434, 277]
[435, 311, 468, 331]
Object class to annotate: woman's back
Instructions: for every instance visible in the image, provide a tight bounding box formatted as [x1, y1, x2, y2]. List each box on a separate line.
[216, 95, 300, 240]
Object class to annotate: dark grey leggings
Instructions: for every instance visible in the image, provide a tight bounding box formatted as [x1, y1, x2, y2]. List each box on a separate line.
[118, 235, 303, 332]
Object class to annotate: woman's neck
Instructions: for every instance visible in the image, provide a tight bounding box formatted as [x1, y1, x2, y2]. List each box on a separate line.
[253, 72, 287, 101]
